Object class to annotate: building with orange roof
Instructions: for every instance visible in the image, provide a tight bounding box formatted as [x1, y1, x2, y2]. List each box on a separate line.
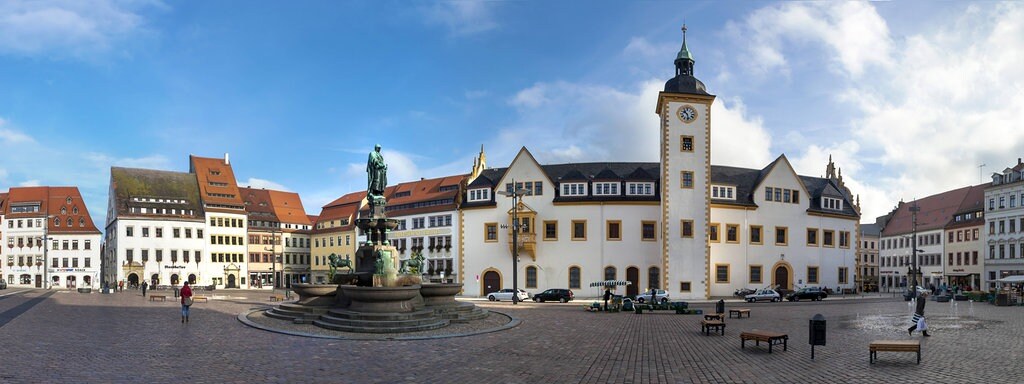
[311, 191, 363, 283]
[2, 186, 101, 289]
[376, 174, 465, 282]
[190, 154, 249, 288]
[241, 187, 313, 288]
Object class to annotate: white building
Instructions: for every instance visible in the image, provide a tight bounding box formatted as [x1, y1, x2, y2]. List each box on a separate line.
[943, 185, 985, 290]
[458, 27, 859, 299]
[190, 155, 249, 289]
[858, 223, 880, 292]
[104, 167, 207, 287]
[984, 158, 1024, 289]
[3, 187, 101, 289]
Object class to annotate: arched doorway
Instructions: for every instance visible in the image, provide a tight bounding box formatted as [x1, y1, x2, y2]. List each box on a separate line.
[170, 274, 180, 285]
[83, 276, 92, 287]
[127, 273, 139, 287]
[67, 276, 77, 288]
[626, 267, 639, 296]
[188, 274, 197, 285]
[151, 274, 159, 286]
[773, 265, 790, 290]
[227, 274, 237, 288]
[482, 270, 500, 296]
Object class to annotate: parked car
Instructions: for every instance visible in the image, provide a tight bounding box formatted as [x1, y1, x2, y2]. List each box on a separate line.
[487, 288, 530, 302]
[635, 289, 670, 304]
[786, 287, 828, 301]
[745, 288, 781, 302]
[0, 279, 6, 289]
[533, 288, 574, 303]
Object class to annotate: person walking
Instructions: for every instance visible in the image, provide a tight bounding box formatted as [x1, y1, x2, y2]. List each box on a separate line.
[603, 287, 612, 311]
[908, 292, 930, 337]
[141, 281, 148, 297]
[180, 281, 193, 324]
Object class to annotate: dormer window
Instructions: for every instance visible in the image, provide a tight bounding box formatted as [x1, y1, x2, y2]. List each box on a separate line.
[593, 182, 620, 196]
[468, 188, 491, 202]
[73, 206, 79, 215]
[66, 197, 72, 204]
[711, 185, 735, 200]
[627, 182, 654, 196]
[61, 207, 67, 215]
[822, 197, 844, 211]
[561, 183, 587, 197]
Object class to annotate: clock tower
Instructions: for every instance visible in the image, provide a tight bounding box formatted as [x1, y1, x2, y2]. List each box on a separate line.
[657, 25, 716, 299]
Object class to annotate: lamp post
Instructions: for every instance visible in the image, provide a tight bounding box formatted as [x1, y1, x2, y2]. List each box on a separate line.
[909, 202, 920, 299]
[498, 181, 530, 305]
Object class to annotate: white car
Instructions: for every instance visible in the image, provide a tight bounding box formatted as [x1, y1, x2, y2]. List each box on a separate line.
[745, 288, 782, 302]
[635, 289, 670, 304]
[488, 288, 530, 302]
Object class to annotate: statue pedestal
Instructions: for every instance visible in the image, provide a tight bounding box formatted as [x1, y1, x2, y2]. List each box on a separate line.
[356, 244, 399, 287]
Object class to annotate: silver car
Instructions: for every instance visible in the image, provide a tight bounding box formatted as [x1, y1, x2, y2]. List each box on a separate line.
[487, 288, 529, 302]
[635, 289, 670, 304]
[745, 288, 781, 302]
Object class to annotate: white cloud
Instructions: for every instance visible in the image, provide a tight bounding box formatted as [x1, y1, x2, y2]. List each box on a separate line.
[731, 2, 893, 78]
[18, 179, 40, 187]
[0, 0, 156, 59]
[241, 178, 290, 192]
[0, 118, 36, 143]
[623, 37, 675, 60]
[710, 98, 773, 169]
[84, 152, 171, 170]
[730, 2, 1024, 220]
[423, 1, 498, 37]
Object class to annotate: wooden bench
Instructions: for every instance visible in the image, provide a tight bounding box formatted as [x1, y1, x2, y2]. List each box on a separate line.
[700, 319, 726, 336]
[192, 296, 209, 303]
[269, 295, 285, 302]
[869, 340, 921, 364]
[704, 313, 725, 321]
[740, 330, 788, 353]
[149, 295, 166, 302]
[729, 309, 751, 318]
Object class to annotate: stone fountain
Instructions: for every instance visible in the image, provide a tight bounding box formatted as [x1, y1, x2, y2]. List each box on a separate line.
[265, 144, 483, 333]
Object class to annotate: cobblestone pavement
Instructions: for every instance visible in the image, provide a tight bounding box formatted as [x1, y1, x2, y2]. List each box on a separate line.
[0, 288, 1020, 383]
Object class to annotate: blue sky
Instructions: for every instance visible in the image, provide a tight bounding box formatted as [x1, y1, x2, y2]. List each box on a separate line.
[1, 1, 1022, 227]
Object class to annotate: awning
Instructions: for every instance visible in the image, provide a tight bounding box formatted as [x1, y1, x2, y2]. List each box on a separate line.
[590, 280, 632, 287]
[944, 272, 978, 277]
[996, 275, 1024, 283]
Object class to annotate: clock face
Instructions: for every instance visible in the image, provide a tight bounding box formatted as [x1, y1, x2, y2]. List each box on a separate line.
[677, 105, 697, 123]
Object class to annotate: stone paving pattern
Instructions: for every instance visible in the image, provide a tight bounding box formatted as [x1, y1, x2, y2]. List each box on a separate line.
[0, 288, 1021, 383]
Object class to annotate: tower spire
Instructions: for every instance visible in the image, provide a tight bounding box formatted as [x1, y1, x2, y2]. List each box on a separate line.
[675, 24, 695, 77]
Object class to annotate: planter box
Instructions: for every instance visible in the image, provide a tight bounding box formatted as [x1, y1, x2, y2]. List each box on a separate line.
[77, 288, 92, 293]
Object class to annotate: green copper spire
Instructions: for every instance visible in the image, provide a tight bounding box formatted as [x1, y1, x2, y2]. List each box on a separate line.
[676, 24, 694, 61]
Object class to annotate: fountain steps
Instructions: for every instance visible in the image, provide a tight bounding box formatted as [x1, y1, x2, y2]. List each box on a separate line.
[265, 305, 329, 322]
[429, 303, 489, 322]
[315, 309, 449, 333]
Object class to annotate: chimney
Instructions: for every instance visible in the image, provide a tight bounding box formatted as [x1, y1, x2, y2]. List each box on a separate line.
[1018, 157, 1021, 165]
[224, 153, 230, 165]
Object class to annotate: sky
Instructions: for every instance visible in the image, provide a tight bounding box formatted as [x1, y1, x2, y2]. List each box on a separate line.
[1, 1, 1023, 229]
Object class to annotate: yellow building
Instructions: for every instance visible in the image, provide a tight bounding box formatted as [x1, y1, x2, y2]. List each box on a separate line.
[311, 191, 363, 283]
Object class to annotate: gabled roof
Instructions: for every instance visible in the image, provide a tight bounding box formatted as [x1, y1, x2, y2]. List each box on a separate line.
[369, 174, 467, 217]
[267, 190, 312, 226]
[860, 223, 881, 237]
[945, 184, 987, 229]
[314, 191, 364, 235]
[189, 155, 244, 210]
[0, 192, 7, 214]
[881, 185, 977, 236]
[110, 167, 204, 221]
[239, 187, 278, 221]
[5, 186, 100, 234]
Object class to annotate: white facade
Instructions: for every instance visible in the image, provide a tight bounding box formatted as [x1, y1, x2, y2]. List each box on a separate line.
[107, 217, 206, 287]
[879, 230, 944, 291]
[205, 212, 248, 288]
[984, 163, 1024, 288]
[4, 218, 101, 288]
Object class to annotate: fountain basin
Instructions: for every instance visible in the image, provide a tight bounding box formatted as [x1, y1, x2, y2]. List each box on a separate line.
[340, 285, 420, 313]
[291, 283, 340, 306]
[421, 283, 463, 306]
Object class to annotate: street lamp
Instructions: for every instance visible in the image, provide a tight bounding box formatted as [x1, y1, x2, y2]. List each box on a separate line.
[908, 202, 921, 299]
[498, 181, 530, 305]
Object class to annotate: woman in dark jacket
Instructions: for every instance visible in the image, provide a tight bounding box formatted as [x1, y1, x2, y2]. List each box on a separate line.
[908, 292, 930, 336]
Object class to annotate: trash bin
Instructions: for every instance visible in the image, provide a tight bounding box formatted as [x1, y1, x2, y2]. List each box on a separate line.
[715, 299, 725, 315]
[809, 314, 826, 359]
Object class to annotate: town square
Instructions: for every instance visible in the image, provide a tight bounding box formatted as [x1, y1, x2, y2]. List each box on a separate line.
[1, 1, 1023, 383]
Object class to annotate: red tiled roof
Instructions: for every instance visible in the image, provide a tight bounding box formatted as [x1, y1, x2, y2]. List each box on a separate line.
[4, 186, 100, 234]
[190, 155, 244, 210]
[267, 190, 311, 226]
[239, 187, 277, 220]
[359, 175, 465, 217]
[323, 190, 366, 208]
[306, 215, 319, 223]
[946, 184, 987, 229]
[881, 185, 977, 236]
[314, 191, 364, 234]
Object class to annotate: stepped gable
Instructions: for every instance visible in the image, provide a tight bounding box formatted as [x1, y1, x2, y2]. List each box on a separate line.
[6, 186, 100, 234]
[189, 155, 244, 212]
[881, 186, 975, 236]
[945, 184, 987, 230]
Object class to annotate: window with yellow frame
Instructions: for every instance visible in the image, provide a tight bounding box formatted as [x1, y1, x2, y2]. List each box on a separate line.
[606, 220, 622, 241]
[709, 223, 720, 242]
